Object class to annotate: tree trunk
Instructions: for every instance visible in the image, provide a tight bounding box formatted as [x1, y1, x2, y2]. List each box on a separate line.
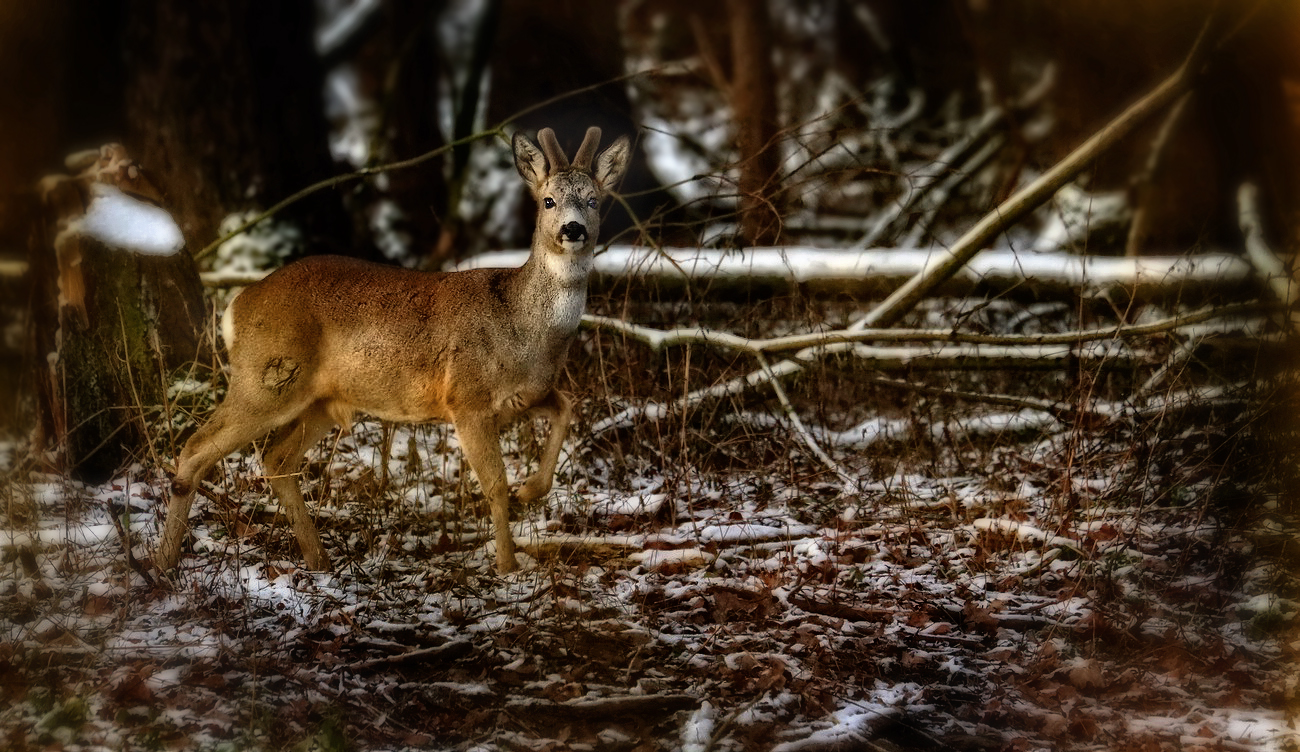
[30, 147, 206, 483]
[485, 0, 671, 251]
[122, 0, 348, 253]
[356, 0, 449, 264]
[726, 0, 781, 247]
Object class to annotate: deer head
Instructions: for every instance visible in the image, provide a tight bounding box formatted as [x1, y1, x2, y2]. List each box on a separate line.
[513, 126, 630, 263]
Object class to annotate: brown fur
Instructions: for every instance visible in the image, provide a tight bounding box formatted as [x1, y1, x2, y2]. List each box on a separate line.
[156, 127, 630, 574]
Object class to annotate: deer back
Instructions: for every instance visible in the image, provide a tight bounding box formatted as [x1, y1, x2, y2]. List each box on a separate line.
[220, 127, 630, 425]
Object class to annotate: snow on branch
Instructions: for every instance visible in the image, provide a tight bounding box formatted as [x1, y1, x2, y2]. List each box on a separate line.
[1238, 181, 1297, 329]
[728, 384, 1244, 452]
[583, 302, 1265, 354]
[586, 303, 1265, 434]
[208, 246, 1257, 300]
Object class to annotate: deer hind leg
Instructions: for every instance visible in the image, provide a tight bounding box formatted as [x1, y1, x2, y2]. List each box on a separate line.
[158, 391, 310, 571]
[516, 389, 574, 506]
[261, 404, 337, 571]
[452, 413, 517, 573]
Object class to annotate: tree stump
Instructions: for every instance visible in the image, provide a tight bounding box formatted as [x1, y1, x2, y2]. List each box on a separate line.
[29, 144, 206, 482]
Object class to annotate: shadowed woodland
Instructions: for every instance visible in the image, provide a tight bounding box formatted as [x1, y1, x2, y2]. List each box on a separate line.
[1, 1, 1299, 750]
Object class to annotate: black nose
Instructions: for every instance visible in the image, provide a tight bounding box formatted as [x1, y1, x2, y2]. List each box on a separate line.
[559, 221, 588, 242]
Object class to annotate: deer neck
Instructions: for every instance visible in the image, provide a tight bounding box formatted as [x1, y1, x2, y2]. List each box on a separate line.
[517, 237, 593, 333]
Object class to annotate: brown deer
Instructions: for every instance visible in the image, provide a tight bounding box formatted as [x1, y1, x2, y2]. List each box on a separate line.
[157, 126, 630, 574]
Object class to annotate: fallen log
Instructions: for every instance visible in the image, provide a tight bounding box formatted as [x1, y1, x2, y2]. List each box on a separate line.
[450, 246, 1257, 303]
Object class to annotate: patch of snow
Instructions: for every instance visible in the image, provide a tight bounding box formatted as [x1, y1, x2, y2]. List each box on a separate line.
[315, 0, 382, 56]
[323, 63, 377, 167]
[69, 184, 183, 255]
[368, 199, 412, 263]
[630, 547, 716, 570]
[771, 688, 910, 752]
[696, 521, 818, 543]
[212, 211, 302, 274]
[680, 700, 715, 752]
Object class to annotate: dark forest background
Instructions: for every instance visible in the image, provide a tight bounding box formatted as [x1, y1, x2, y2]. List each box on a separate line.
[1, 0, 1298, 449]
[0, 0, 1296, 266]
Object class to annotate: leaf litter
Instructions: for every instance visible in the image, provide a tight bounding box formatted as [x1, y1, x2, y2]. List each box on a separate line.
[1, 299, 1296, 751]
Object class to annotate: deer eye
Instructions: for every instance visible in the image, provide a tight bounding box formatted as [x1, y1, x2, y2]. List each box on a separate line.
[586, 198, 598, 209]
[543, 197, 556, 209]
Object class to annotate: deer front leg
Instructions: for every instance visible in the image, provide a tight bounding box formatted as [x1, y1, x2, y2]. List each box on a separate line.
[454, 414, 518, 573]
[517, 389, 573, 506]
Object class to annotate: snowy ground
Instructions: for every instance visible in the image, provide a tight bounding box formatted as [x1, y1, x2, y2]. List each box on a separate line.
[1, 297, 1296, 751]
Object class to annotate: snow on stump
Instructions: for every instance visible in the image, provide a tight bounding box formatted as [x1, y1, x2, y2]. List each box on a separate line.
[30, 144, 206, 482]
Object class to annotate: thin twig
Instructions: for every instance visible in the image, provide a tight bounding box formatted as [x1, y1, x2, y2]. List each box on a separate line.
[855, 107, 1007, 249]
[864, 375, 1082, 422]
[351, 639, 473, 671]
[754, 352, 857, 490]
[899, 133, 1007, 248]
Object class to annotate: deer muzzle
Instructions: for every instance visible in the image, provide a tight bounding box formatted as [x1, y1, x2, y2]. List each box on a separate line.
[559, 221, 588, 244]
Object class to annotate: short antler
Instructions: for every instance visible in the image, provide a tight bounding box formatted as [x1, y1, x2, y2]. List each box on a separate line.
[572, 127, 602, 170]
[537, 128, 568, 171]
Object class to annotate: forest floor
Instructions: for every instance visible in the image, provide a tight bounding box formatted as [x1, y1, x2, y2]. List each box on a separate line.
[1, 294, 1297, 752]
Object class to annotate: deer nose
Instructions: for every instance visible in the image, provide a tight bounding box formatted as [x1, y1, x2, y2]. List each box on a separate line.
[559, 221, 588, 243]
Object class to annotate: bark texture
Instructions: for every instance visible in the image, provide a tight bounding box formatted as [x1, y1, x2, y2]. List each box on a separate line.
[30, 148, 205, 482]
[726, 0, 781, 246]
[122, 0, 347, 252]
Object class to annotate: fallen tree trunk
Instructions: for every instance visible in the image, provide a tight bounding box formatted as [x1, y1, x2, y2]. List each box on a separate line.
[208, 246, 1259, 303]
[454, 246, 1257, 303]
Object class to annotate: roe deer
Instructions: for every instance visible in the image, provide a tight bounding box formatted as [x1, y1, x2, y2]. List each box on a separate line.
[157, 126, 630, 574]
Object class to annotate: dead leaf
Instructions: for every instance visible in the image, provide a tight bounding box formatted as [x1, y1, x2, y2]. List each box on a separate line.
[1040, 712, 1069, 738]
[709, 586, 774, 622]
[752, 658, 787, 692]
[82, 593, 114, 616]
[1066, 658, 1105, 690]
[963, 600, 1000, 632]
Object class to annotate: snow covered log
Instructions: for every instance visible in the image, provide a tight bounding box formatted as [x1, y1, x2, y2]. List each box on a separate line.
[452, 246, 1257, 303]
[29, 145, 206, 482]
[204, 247, 1257, 304]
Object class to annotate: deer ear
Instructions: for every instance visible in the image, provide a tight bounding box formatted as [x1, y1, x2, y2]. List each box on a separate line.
[594, 136, 631, 192]
[513, 131, 548, 189]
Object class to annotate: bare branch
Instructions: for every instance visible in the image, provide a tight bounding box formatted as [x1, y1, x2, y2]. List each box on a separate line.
[1238, 181, 1297, 328]
[859, 17, 1215, 331]
[584, 302, 1267, 354]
